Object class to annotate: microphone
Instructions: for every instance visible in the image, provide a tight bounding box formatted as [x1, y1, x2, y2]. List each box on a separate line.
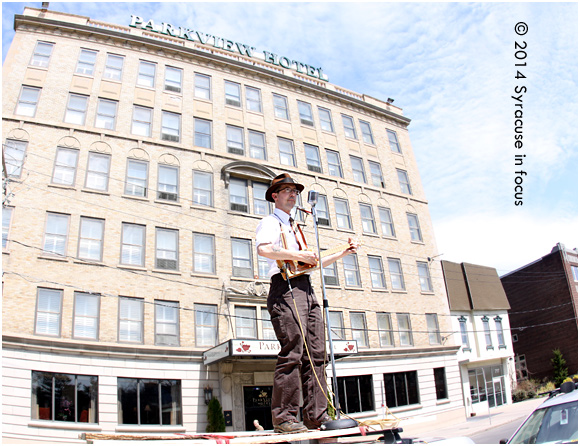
[307, 190, 319, 207]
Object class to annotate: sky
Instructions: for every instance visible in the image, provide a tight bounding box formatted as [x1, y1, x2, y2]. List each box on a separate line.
[2, 2, 578, 275]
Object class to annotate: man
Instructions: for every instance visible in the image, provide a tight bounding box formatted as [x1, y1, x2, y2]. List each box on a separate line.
[255, 173, 358, 433]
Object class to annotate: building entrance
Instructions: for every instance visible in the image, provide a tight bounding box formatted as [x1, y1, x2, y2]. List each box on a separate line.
[243, 386, 273, 431]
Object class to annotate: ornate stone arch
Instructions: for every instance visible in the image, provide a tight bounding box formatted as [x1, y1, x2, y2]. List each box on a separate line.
[128, 148, 150, 161]
[159, 153, 180, 166]
[358, 193, 372, 204]
[57, 136, 81, 149]
[193, 159, 213, 173]
[5, 127, 30, 142]
[89, 141, 112, 154]
[221, 161, 277, 187]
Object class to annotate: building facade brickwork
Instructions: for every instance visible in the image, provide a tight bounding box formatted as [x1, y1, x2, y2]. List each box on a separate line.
[3, 7, 463, 442]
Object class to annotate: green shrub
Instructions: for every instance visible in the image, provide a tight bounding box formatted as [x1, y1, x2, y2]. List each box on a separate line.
[206, 397, 226, 433]
[551, 349, 569, 387]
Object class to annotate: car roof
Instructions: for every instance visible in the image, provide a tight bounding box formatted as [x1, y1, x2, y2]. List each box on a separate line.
[537, 389, 578, 409]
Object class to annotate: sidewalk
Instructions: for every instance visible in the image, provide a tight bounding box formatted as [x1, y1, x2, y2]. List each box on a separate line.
[398, 398, 542, 440]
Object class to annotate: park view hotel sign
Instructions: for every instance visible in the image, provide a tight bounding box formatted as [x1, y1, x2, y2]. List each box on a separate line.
[130, 15, 329, 82]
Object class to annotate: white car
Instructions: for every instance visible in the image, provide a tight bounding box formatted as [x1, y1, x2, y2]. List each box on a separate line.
[501, 382, 577, 444]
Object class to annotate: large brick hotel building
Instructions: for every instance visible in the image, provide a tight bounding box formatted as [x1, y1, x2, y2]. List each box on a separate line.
[1, 6, 475, 441]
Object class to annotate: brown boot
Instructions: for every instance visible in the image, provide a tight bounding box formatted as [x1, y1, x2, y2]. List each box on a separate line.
[274, 420, 308, 433]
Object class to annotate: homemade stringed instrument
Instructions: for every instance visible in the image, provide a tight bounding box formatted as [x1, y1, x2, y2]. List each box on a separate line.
[277, 240, 361, 280]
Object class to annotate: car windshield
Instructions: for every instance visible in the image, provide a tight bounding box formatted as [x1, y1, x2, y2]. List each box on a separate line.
[509, 400, 577, 444]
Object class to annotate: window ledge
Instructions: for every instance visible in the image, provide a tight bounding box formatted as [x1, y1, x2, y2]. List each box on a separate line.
[190, 204, 216, 212]
[336, 228, 356, 235]
[122, 194, 149, 202]
[324, 285, 341, 289]
[230, 276, 260, 282]
[191, 272, 219, 280]
[116, 425, 186, 433]
[344, 287, 364, 292]
[3, 250, 10, 255]
[152, 269, 182, 276]
[344, 136, 359, 143]
[73, 260, 105, 266]
[382, 236, 398, 241]
[227, 211, 262, 220]
[410, 240, 425, 245]
[362, 232, 380, 238]
[499, 345, 507, 349]
[391, 289, 407, 294]
[362, 142, 377, 148]
[370, 288, 389, 293]
[486, 346, 495, 350]
[436, 398, 451, 406]
[462, 347, 472, 352]
[48, 183, 76, 190]
[38, 255, 69, 262]
[389, 403, 423, 414]
[81, 188, 110, 196]
[28, 421, 101, 431]
[246, 110, 264, 118]
[321, 130, 335, 136]
[118, 264, 147, 271]
[420, 291, 435, 295]
[163, 90, 183, 98]
[154, 199, 182, 207]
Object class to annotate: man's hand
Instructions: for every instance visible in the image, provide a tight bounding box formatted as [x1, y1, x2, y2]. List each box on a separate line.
[297, 250, 318, 266]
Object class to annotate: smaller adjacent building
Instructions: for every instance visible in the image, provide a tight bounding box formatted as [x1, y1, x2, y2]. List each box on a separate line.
[441, 261, 515, 417]
[501, 243, 578, 382]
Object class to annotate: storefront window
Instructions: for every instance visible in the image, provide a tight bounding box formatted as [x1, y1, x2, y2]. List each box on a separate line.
[118, 378, 182, 425]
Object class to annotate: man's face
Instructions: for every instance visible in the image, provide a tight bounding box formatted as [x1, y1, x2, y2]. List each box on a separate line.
[272, 186, 299, 213]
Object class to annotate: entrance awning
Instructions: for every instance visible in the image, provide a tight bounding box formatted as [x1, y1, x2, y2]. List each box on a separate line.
[203, 339, 358, 365]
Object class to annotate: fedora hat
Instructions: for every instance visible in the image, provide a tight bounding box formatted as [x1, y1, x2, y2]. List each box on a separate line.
[265, 173, 304, 202]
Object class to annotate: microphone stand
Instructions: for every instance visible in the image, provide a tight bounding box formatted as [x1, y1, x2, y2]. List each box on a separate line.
[309, 201, 342, 422]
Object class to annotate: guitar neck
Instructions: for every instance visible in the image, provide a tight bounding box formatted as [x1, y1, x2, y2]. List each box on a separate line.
[320, 243, 352, 258]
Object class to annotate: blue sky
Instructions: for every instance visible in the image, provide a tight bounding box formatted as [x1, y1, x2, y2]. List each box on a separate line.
[2, 2, 578, 274]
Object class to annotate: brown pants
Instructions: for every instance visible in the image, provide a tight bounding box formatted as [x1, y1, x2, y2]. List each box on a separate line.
[267, 274, 328, 427]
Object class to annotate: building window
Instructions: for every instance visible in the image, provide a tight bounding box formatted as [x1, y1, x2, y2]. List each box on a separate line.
[258, 257, 269, 280]
[482, 316, 493, 349]
[104, 54, 124, 80]
[571, 265, 578, 282]
[225, 80, 241, 107]
[273, 94, 289, 120]
[193, 170, 213, 207]
[4, 139, 27, 178]
[341, 114, 357, 139]
[387, 129, 401, 153]
[194, 118, 212, 149]
[278, 137, 296, 167]
[434, 368, 448, 400]
[494, 316, 505, 347]
[384, 371, 419, 408]
[426, 313, 441, 345]
[359, 203, 377, 234]
[515, 355, 528, 380]
[388, 258, 405, 291]
[3, 207, 13, 249]
[120, 223, 145, 267]
[305, 144, 322, 173]
[232, 238, 253, 278]
[84, 152, 111, 191]
[377, 313, 394, 347]
[164, 66, 182, 93]
[246, 86, 262, 112]
[64, 93, 89, 125]
[261, 308, 276, 339]
[458, 316, 470, 349]
[397, 169, 412, 195]
[30, 41, 53, 68]
[78, 217, 104, 261]
[350, 156, 366, 183]
[249, 130, 266, 160]
[229, 177, 248, 212]
[155, 300, 179, 346]
[51, 147, 79, 186]
[226, 125, 244, 155]
[359, 120, 374, 144]
[95, 98, 118, 130]
[194, 73, 211, 100]
[318, 107, 334, 132]
[193, 233, 215, 274]
[157, 165, 179, 202]
[253, 182, 271, 216]
[343, 253, 362, 288]
[297, 100, 314, 126]
[161, 111, 181, 142]
[137, 60, 156, 88]
[379, 207, 396, 238]
[335, 198, 352, 230]
[15, 86, 41, 117]
[73, 292, 100, 340]
[155, 228, 179, 270]
[468, 369, 487, 403]
[368, 161, 384, 188]
[397, 313, 413, 346]
[368, 255, 386, 289]
[195, 304, 218, 347]
[235, 306, 257, 339]
[350, 312, 369, 347]
[329, 311, 345, 340]
[131, 106, 153, 137]
[316, 195, 331, 227]
[336, 375, 374, 414]
[407, 213, 423, 242]
[32, 371, 98, 423]
[124, 159, 148, 197]
[35, 288, 62, 336]
[417, 261, 433, 292]
[323, 261, 339, 286]
[326, 150, 343, 178]
[117, 378, 182, 425]
[75, 49, 97, 76]
[43, 212, 69, 257]
[119, 297, 144, 343]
